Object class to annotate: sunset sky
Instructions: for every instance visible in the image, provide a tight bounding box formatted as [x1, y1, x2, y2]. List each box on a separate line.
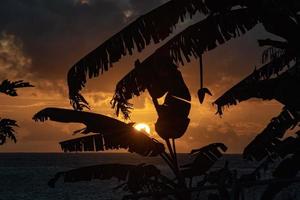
[0, 0, 285, 153]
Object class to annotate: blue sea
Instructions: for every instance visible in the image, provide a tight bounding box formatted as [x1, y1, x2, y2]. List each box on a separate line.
[0, 153, 299, 200]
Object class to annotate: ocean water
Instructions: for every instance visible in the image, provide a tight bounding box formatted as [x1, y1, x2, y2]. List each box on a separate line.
[0, 153, 299, 200]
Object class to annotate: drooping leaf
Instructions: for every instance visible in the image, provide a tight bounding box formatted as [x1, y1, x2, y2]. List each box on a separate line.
[33, 108, 165, 156]
[214, 55, 297, 115]
[48, 163, 162, 193]
[69, 8, 260, 110]
[0, 80, 33, 97]
[0, 118, 18, 145]
[181, 143, 227, 177]
[243, 108, 299, 161]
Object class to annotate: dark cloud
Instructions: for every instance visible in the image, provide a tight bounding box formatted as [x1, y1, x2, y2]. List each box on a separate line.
[0, 0, 279, 91]
[0, 32, 32, 80]
[127, 0, 166, 15]
[0, 0, 165, 81]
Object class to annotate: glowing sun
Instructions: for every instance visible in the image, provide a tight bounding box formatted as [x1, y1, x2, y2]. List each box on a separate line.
[134, 123, 151, 135]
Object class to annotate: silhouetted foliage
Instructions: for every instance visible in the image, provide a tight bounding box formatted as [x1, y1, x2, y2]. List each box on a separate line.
[67, 0, 299, 114]
[214, 53, 299, 113]
[67, 0, 211, 110]
[33, 108, 164, 156]
[0, 80, 33, 97]
[0, 79, 33, 145]
[214, 28, 300, 200]
[48, 163, 164, 193]
[34, 0, 300, 199]
[258, 132, 300, 200]
[0, 118, 17, 145]
[181, 143, 227, 178]
[112, 60, 191, 141]
[69, 7, 259, 111]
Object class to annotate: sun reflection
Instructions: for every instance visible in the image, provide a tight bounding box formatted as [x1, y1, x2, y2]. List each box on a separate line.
[133, 123, 151, 135]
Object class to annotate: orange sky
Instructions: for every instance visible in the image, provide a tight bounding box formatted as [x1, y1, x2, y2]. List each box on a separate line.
[0, 0, 286, 153]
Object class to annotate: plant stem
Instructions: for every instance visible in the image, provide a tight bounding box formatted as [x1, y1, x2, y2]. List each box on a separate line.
[160, 152, 177, 176]
[199, 55, 203, 89]
[172, 138, 178, 168]
[161, 151, 185, 187]
[165, 139, 176, 166]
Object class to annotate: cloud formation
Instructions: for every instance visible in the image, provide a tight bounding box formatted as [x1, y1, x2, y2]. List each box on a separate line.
[0, 32, 32, 80]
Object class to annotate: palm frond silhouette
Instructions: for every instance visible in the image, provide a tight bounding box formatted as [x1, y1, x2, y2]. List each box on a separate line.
[0, 80, 33, 96]
[0, 79, 33, 145]
[0, 118, 17, 145]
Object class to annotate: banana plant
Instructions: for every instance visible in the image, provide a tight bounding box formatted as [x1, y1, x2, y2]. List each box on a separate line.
[34, 0, 300, 199]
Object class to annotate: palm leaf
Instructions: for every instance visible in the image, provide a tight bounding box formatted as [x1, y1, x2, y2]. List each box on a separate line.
[33, 108, 165, 156]
[181, 143, 227, 177]
[69, 8, 259, 110]
[0, 80, 33, 97]
[0, 118, 18, 145]
[48, 163, 162, 193]
[0, 80, 32, 145]
[214, 53, 296, 115]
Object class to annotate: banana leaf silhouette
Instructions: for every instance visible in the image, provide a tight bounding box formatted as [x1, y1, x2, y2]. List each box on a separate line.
[214, 53, 297, 115]
[214, 62, 300, 160]
[111, 59, 191, 139]
[213, 47, 300, 198]
[69, 8, 259, 110]
[33, 108, 164, 156]
[67, 0, 300, 110]
[48, 163, 172, 194]
[0, 79, 33, 144]
[110, 8, 258, 118]
[181, 143, 227, 177]
[67, 0, 210, 110]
